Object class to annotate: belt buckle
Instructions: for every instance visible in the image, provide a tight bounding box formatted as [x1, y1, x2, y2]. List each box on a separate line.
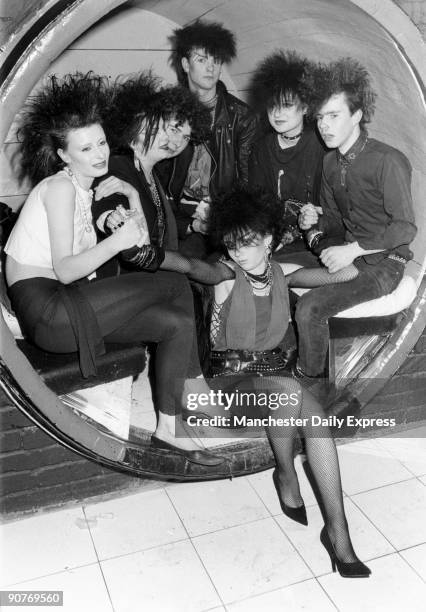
[231, 358, 241, 373]
[226, 357, 241, 373]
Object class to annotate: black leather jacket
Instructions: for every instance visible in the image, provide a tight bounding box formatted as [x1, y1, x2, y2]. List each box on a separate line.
[157, 81, 258, 238]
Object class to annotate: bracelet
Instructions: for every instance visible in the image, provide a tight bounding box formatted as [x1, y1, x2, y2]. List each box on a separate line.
[306, 228, 324, 250]
[121, 245, 165, 271]
[188, 219, 195, 233]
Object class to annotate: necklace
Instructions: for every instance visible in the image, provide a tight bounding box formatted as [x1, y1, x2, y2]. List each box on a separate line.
[146, 171, 166, 246]
[241, 261, 273, 294]
[64, 167, 93, 233]
[279, 129, 303, 142]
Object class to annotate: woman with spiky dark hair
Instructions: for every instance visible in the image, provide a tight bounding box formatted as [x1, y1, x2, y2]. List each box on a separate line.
[157, 184, 371, 578]
[17, 72, 111, 187]
[5, 71, 224, 466]
[248, 50, 326, 262]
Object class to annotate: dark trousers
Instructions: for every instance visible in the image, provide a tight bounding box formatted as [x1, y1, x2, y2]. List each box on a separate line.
[9, 271, 201, 415]
[295, 258, 404, 376]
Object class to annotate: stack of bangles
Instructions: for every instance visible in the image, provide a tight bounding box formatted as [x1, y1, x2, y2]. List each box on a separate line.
[121, 244, 165, 271]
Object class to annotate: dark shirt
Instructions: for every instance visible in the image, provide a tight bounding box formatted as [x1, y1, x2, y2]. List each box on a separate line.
[319, 133, 417, 263]
[91, 155, 178, 277]
[92, 155, 177, 249]
[248, 126, 326, 205]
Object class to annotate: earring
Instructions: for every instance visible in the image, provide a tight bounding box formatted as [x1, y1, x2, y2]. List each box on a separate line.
[131, 146, 142, 171]
[265, 244, 272, 261]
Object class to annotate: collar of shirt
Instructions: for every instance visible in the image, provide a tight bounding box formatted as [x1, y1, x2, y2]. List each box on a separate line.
[336, 130, 368, 186]
[337, 129, 369, 166]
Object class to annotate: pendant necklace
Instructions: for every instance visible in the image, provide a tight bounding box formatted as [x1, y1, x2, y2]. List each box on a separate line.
[64, 166, 93, 233]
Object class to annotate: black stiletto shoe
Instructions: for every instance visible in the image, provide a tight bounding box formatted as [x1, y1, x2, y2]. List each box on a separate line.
[150, 435, 226, 467]
[272, 469, 308, 526]
[320, 527, 371, 578]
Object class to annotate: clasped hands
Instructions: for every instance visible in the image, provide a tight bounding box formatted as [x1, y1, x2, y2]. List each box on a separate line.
[94, 176, 149, 248]
[107, 206, 149, 248]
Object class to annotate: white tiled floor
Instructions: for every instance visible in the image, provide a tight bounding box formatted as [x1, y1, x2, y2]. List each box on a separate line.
[1, 429, 425, 612]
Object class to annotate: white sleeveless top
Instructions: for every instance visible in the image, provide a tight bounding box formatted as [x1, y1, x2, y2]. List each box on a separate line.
[5, 170, 96, 270]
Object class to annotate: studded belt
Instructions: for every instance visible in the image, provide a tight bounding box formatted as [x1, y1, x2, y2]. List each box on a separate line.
[387, 253, 408, 265]
[209, 347, 288, 377]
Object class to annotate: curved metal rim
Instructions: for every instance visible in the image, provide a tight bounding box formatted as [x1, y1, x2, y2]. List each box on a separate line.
[1, 0, 425, 481]
[0, 352, 276, 482]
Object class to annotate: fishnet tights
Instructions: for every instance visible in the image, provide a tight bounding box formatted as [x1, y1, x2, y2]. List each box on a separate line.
[286, 263, 359, 288]
[232, 374, 359, 563]
[160, 251, 360, 561]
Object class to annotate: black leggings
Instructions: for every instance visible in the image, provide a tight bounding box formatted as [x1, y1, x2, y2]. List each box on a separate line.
[9, 271, 201, 415]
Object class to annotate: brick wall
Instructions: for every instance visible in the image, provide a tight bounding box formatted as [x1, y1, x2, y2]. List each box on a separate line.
[361, 325, 426, 429]
[2, 323, 426, 516]
[0, 391, 145, 516]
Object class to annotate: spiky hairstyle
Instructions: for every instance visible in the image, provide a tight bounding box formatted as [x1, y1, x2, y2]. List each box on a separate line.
[103, 71, 162, 154]
[17, 72, 110, 185]
[209, 184, 285, 252]
[249, 50, 314, 115]
[170, 20, 236, 85]
[156, 85, 212, 143]
[309, 58, 377, 125]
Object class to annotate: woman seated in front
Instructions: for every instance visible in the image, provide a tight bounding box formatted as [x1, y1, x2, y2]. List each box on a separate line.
[158, 184, 371, 577]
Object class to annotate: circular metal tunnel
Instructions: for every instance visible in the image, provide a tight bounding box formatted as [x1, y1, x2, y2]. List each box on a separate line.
[0, 0, 425, 480]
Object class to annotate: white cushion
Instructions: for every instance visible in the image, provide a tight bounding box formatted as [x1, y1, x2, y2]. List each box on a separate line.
[335, 275, 417, 318]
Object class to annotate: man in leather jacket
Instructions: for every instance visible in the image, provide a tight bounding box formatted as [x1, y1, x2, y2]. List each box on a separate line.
[161, 19, 258, 257]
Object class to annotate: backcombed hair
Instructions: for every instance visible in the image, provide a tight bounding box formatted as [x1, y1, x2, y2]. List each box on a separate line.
[106, 76, 212, 153]
[156, 85, 212, 143]
[309, 57, 377, 125]
[104, 71, 163, 154]
[209, 184, 286, 252]
[17, 72, 110, 185]
[170, 20, 236, 85]
[249, 50, 314, 115]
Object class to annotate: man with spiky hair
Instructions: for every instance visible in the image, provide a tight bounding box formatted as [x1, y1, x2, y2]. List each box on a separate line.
[162, 19, 257, 257]
[294, 58, 417, 379]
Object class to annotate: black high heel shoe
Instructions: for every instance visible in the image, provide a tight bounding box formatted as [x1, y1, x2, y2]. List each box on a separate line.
[320, 527, 371, 578]
[272, 469, 308, 526]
